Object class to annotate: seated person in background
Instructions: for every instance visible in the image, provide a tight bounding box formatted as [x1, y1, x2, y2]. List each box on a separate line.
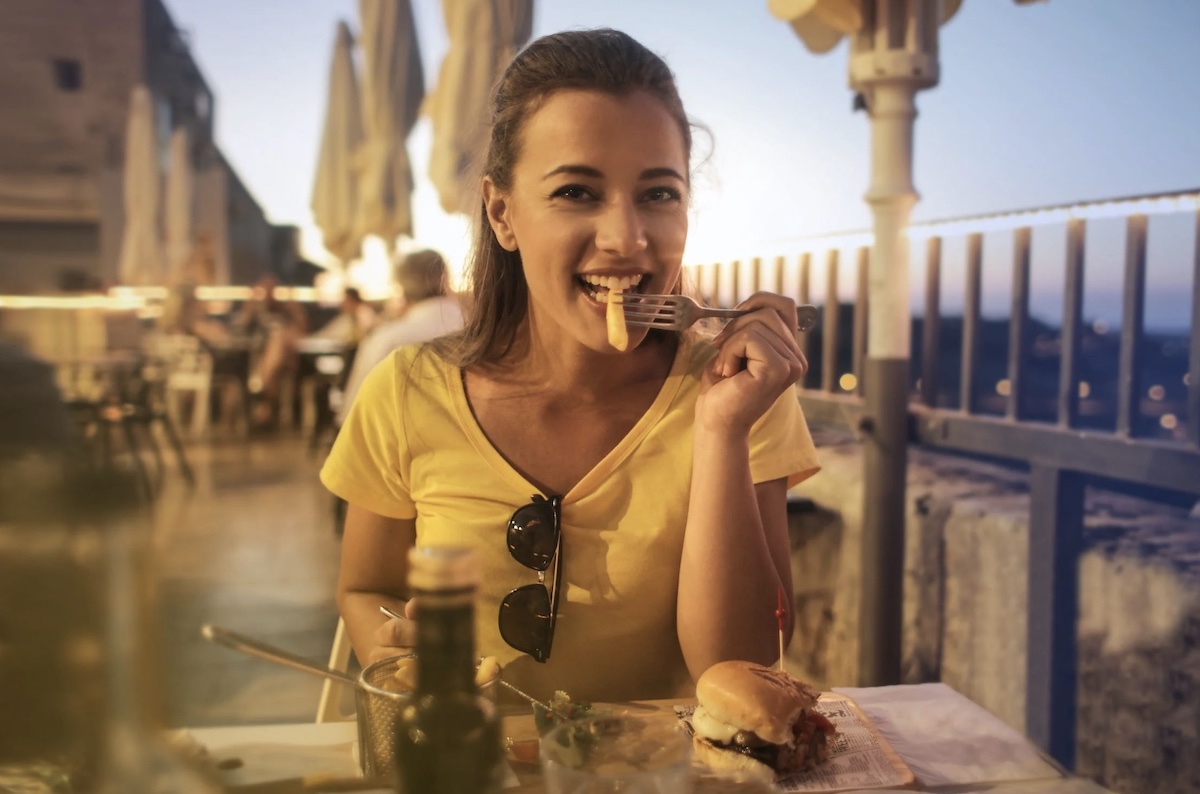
[160, 285, 231, 347]
[338, 249, 466, 424]
[310, 287, 379, 346]
[235, 276, 307, 427]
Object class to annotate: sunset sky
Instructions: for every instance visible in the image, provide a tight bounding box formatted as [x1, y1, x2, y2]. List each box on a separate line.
[163, 0, 1200, 327]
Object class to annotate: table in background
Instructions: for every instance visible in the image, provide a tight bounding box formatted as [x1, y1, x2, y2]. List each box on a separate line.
[184, 684, 1115, 793]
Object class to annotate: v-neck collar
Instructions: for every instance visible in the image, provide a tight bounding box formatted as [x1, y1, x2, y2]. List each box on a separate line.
[448, 337, 693, 504]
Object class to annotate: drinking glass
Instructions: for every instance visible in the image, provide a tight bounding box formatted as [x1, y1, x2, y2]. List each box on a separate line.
[539, 714, 692, 794]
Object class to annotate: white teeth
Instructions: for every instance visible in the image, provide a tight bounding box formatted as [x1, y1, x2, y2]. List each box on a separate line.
[582, 274, 644, 290]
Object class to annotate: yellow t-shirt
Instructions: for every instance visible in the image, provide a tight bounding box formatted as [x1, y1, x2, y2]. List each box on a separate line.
[320, 336, 820, 703]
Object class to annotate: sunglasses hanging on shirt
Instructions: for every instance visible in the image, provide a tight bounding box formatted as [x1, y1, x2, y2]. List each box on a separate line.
[498, 494, 562, 663]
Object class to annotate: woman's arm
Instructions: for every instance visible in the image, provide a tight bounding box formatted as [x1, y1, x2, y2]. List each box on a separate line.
[677, 461, 794, 679]
[337, 503, 418, 666]
[676, 292, 807, 680]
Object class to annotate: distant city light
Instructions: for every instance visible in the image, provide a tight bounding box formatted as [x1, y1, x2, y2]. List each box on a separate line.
[1160, 414, 1179, 430]
[840, 373, 858, 392]
[1148, 385, 1166, 401]
[1186, 373, 1192, 387]
[1092, 320, 1110, 335]
[996, 378, 1012, 397]
[1078, 381, 1091, 398]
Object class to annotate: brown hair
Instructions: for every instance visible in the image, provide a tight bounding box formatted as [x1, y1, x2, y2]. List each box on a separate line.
[433, 28, 693, 368]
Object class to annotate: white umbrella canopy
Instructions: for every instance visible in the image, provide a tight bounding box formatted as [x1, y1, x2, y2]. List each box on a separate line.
[426, 0, 534, 216]
[353, 0, 425, 245]
[164, 125, 193, 285]
[117, 85, 163, 286]
[311, 20, 366, 264]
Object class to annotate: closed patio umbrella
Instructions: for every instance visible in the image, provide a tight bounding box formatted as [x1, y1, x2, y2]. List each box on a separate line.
[426, 0, 533, 215]
[164, 125, 193, 285]
[311, 20, 365, 264]
[117, 85, 163, 286]
[354, 0, 425, 245]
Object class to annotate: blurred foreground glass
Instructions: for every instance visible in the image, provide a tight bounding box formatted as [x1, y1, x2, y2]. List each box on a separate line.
[539, 715, 692, 794]
[0, 460, 219, 792]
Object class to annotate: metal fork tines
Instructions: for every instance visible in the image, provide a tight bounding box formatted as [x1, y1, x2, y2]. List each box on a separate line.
[618, 293, 818, 332]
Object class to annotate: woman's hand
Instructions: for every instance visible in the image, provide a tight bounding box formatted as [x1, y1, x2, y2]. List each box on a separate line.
[697, 292, 808, 435]
[367, 598, 419, 665]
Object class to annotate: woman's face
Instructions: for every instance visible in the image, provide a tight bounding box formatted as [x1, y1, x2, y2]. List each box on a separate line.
[483, 89, 689, 355]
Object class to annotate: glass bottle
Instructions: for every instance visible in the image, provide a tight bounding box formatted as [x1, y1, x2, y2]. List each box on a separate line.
[395, 546, 503, 794]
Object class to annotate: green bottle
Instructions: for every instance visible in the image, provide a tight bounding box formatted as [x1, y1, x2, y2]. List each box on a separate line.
[395, 546, 503, 794]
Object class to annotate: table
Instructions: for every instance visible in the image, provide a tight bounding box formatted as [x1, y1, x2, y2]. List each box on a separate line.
[183, 684, 1115, 793]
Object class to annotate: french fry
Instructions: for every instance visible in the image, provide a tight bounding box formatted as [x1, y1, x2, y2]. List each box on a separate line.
[606, 289, 628, 351]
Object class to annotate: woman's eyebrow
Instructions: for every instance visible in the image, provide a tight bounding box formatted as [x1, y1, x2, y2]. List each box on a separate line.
[640, 167, 686, 182]
[543, 164, 602, 180]
[541, 165, 686, 182]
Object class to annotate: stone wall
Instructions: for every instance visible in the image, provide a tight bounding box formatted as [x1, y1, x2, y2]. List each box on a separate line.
[785, 427, 1200, 794]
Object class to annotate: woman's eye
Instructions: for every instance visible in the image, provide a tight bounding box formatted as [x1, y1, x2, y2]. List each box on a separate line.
[643, 186, 682, 203]
[551, 184, 594, 201]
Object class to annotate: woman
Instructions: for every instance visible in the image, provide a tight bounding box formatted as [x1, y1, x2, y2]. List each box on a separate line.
[321, 28, 820, 702]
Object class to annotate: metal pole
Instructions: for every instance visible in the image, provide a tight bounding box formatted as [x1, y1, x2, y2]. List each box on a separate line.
[849, 0, 941, 687]
[857, 81, 917, 686]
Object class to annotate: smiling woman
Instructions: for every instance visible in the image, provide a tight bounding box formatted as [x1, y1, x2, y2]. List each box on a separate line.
[319, 28, 821, 705]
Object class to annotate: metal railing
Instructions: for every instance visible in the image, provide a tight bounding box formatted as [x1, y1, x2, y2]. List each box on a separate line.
[689, 188, 1200, 767]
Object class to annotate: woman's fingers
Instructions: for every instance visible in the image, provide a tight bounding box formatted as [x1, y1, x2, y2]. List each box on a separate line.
[711, 323, 804, 387]
[373, 613, 417, 651]
[712, 293, 807, 369]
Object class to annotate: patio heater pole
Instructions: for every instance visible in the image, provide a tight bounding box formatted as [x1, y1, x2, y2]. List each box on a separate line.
[849, 0, 941, 686]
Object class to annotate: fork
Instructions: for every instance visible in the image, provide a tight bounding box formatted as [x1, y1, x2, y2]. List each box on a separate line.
[618, 293, 819, 332]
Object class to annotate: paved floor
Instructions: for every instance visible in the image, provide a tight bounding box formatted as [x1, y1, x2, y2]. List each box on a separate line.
[152, 433, 351, 728]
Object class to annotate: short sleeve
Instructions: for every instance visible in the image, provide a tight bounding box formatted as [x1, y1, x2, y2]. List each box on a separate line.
[319, 350, 417, 519]
[748, 386, 821, 488]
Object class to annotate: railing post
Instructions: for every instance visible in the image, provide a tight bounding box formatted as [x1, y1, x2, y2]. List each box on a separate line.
[960, 232, 983, 413]
[854, 247, 869, 396]
[921, 236, 941, 407]
[1026, 462, 1084, 769]
[1058, 219, 1086, 428]
[822, 250, 840, 394]
[1117, 215, 1147, 437]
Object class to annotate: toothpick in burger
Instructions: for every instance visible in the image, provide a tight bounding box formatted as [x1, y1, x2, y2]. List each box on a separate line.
[690, 660, 837, 782]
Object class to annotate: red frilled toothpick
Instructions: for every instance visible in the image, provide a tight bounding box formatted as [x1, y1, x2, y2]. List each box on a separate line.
[775, 587, 786, 672]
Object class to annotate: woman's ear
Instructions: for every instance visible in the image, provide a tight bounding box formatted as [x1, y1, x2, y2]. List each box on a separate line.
[482, 178, 518, 252]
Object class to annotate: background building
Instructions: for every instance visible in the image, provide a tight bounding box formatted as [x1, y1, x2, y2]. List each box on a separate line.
[0, 0, 284, 292]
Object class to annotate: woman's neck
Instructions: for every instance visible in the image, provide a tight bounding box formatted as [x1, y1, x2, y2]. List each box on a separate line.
[484, 322, 678, 402]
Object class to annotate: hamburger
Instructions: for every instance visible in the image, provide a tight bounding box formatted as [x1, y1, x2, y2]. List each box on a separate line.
[690, 660, 837, 782]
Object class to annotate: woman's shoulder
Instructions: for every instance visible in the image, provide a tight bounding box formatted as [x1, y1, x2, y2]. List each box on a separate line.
[371, 341, 445, 375]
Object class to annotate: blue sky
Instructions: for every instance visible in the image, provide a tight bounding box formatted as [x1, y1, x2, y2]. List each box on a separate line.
[164, 0, 1200, 328]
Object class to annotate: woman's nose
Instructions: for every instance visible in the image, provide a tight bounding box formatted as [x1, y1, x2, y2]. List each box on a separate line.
[595, 199, 648, 257]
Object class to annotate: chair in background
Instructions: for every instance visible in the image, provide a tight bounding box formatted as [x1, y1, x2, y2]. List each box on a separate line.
[315, 617, 354, 723]
[150, 334, 214, 438]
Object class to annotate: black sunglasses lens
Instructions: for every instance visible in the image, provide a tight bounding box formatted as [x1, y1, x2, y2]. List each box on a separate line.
[499, 584, 552, 663]
[507, 501, 558, 571]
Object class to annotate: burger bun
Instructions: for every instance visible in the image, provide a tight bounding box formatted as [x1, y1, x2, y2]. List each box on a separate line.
[694, 660, 820, 746]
